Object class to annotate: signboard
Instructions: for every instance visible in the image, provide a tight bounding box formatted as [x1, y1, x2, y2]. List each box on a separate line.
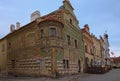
[35, 56, 40, 63]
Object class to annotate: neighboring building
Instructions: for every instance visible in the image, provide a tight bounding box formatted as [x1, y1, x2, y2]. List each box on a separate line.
[6, 0, 85, 77]
[81, 24, 110, 69]
[111, 57, 120, 68]
[103, 33, 110, 66]
[100, 35, 107, 67]
[91, 34, 102, 67]
[81, 24, 94, 69]
[0, 38, 8, 76]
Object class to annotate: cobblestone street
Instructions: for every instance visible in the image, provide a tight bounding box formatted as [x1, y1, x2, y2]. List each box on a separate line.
[0, 69, 120, 81]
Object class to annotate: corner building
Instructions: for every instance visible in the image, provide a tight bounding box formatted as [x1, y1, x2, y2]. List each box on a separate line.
[7, 0, 85, 77]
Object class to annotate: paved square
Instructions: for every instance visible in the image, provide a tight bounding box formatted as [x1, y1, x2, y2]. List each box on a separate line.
[0, 69, 120, 81]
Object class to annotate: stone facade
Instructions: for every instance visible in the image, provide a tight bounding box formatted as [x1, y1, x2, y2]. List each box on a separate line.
[6, 0, 85, 77]
[0, 0, 111, 77]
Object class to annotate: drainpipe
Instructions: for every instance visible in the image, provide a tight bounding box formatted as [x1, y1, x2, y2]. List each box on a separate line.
[51, 48, 56, 77]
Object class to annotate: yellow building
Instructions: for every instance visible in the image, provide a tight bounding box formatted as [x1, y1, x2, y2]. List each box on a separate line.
[92, 34, 102, 66]
[0, 38, 8, 76]
[81, 24, 94, 69]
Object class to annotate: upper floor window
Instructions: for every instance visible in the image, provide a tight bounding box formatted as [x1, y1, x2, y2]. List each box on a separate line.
[67, 35, 71, 45]
[8, 42, 11, 49]
[75, 39, 78, 48]
[2, 44, 5, 52]
[41, 29, 44, 37]
[90, 48, 93, 54]
[70, 19, 72, 25]
[85, 45, 87, 52]
[50, 28, 56, 37]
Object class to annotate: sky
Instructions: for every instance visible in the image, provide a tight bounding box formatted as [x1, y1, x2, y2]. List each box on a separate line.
[0, 0, 120, 57]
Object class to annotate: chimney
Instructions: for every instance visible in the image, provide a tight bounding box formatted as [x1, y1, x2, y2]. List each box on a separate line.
[16, 22, 20, 30]
[31, 10, 40, 22]
[10, 24, 15, 32]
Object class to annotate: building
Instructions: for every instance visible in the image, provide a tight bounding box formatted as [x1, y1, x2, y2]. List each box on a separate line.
[6, 0, 85, 77]
[111, 56, 120, 68]
[91, 34, 102, 67]
[100, 35, 107, 67]
[103, 33, 110, 66]
[0, 38, 8, 76]
[81, 24, 94, 69]
[0, 0, 111, 77]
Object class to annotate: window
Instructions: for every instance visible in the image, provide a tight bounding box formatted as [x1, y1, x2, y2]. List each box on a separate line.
[63, 59, 65, 68]
[75, 39, 78, 48]
[50, 28, 56, 37]
[67, 35, 71, 45]
[90, 49, 92, 54]
[8, 42, 11, 49]
[63, 59, 69, 69]
[85, 45, 87, 52]
[2, 44, 4, 52]
[41, 29, 44, 37]
[70, 19, 72, 25]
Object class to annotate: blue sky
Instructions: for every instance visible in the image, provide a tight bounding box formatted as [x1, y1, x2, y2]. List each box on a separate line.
[0, 0, 120, 57]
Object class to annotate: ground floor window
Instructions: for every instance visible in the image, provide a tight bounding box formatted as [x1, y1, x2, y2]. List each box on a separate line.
[63, 59, 69, 69]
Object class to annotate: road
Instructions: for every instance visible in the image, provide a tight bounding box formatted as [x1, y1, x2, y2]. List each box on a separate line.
[81, 69, 120, 81]
[0, 69, 120, 81]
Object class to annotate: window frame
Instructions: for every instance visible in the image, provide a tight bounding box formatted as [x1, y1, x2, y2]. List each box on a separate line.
[63, 59, 69, 69]
[50, 27, 56, 37]
[67, 35, 71, 45]
[2, 44, 5, 52]
[75, 39, 78, 48]
[40, 29, 44, 38]
[85, 45, 87, 52]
